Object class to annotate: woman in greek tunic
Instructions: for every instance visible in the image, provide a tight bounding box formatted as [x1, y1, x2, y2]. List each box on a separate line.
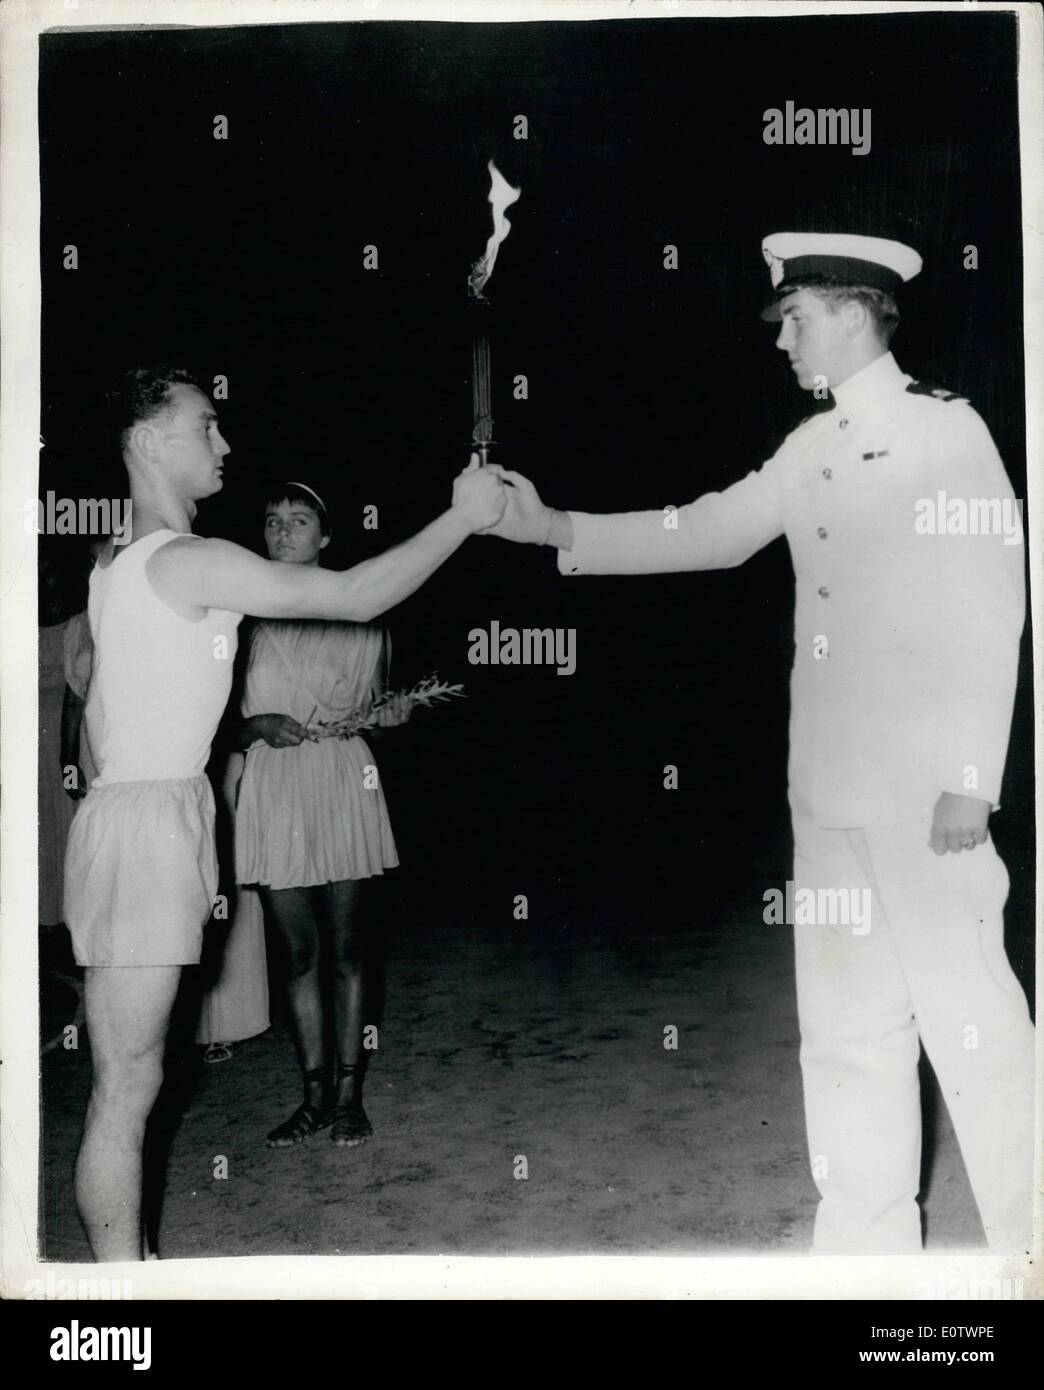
[235, 483, 409, 1147]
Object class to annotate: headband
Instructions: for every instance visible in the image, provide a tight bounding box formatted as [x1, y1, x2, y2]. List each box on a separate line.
[282, 481, 329, 516]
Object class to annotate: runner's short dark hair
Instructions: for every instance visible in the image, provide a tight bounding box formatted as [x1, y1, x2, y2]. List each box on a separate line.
[105, 366, 204, 456]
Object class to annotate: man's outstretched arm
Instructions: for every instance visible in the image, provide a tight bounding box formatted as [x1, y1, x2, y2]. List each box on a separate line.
[484, 462, 786, 574]
[150, 459, 505, 622]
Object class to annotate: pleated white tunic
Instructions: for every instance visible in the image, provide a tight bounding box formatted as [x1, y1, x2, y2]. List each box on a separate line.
[235, 620, 399, 889]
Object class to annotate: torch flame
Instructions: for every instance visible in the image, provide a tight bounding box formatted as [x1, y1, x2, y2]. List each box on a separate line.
[468, 159, 521, 298]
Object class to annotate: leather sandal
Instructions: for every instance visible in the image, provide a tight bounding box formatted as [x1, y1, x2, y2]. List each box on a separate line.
[266, 1068, 332, 1147]
[330, 1064, 373, 1148]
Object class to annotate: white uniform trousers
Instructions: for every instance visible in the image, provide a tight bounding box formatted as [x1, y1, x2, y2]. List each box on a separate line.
[792, 813, 1035, 1254]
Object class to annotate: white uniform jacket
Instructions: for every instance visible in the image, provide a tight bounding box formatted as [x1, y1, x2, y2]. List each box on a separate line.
[559, 352, 1025, 829]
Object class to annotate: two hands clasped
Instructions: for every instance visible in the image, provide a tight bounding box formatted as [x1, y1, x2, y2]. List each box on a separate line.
[451, 453, 556, 543]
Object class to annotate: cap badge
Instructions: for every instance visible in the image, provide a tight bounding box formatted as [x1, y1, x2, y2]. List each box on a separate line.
[763, 246, 785, 288]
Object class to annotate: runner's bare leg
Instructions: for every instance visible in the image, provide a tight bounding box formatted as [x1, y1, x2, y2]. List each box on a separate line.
[74, 964, 182, 1261]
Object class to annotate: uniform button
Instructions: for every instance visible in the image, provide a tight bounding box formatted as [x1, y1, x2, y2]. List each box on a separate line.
[817, 526, 828, 539]
[822, 467, 832, 479]
[839, 417, 849, 429]
[818, 586, 830, 598]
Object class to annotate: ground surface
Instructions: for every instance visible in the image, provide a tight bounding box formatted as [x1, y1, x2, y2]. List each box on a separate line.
[40, 907, 983, 1266]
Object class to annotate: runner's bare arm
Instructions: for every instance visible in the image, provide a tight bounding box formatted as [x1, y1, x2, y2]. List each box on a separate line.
[149, 462, 505, 622]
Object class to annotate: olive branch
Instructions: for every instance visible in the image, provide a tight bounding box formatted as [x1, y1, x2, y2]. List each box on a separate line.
[301, 675, 466, 741]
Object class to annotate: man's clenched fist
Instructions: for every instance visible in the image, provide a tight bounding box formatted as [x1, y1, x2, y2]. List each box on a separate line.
[452, 454, 508, 532]
[930, 791, 991, 855]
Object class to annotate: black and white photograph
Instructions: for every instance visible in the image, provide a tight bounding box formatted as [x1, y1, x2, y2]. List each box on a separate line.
[2, 0, 1041, 1312]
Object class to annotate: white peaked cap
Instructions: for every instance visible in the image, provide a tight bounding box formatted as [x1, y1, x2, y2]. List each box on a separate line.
[760, 232, 923, 319]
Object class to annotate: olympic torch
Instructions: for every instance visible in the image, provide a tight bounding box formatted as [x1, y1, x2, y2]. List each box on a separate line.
[467, 159, 521, 466]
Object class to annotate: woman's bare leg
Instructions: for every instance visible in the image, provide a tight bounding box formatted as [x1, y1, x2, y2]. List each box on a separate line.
[259, 885, 327, 1142]
[322, 878, 372, 1144]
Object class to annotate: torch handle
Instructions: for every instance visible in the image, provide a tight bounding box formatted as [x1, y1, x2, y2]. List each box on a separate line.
[470, 298, 494, 466]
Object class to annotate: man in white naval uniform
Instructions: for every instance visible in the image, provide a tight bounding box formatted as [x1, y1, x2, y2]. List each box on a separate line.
[487, 233, 1035, 1254]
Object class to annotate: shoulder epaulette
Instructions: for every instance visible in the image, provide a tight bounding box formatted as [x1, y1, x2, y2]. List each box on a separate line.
[905, 380, 969, 404]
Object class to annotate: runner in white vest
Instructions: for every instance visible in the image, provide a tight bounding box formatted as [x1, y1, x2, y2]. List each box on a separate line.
[64, 366, 505, 1260]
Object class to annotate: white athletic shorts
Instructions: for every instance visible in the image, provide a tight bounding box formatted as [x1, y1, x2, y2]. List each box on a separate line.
[64, 774, 217, 967]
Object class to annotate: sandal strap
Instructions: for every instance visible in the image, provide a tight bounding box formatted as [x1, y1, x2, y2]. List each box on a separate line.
[267, 1100, 331, 1144]
[330, 1101, 373, 1140]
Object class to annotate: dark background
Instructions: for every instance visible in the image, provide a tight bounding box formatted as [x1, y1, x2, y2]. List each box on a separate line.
[39, 13, 1033, 990]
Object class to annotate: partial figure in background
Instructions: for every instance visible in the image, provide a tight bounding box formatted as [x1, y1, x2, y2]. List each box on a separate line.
[235, 483, 411, 1149]
[61, 536, 108, 803]
[194, 747, 270, 1064]
[39, 535, 94, 1049]
[39, 537, 83, 928]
